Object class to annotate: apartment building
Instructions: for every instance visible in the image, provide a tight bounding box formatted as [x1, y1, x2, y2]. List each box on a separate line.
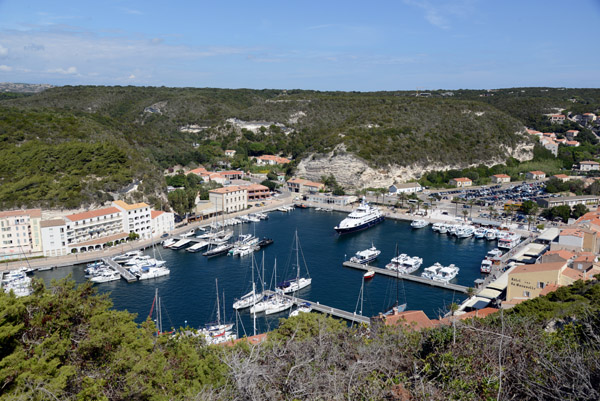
[151, 210, 175, 237]
[40, 219, 68, 257]
[64, 207, 128, 252]
[113, 200, 152, 239]
[0, 209, 42, 261]
[209, 186, 248, 213]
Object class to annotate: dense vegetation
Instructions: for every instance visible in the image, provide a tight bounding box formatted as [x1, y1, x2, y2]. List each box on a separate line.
[1, 277, 599, 400]
[1, 86, 599, 208]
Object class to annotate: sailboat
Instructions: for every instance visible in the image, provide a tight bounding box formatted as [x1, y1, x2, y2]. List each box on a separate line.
[384, 244, 407, 315]
[264, 259, 293, 315]
[276, 230, 312, 294]
[148, 288, 174, 335]
[203, 198, 234, 257]
[232, 254, 262, 310]
[200, 279, 237, 344]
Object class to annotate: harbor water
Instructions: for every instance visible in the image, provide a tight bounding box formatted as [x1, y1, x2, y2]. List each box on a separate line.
[34, 208, 497, 335]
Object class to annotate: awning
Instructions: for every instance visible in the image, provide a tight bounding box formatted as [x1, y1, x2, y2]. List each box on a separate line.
[477, 288, 503, 300]
[537, 227, 561, 242]
[463, 296, 492, 310]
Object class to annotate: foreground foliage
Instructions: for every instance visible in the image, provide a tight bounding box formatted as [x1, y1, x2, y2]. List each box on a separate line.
[1, 277, 599, 400]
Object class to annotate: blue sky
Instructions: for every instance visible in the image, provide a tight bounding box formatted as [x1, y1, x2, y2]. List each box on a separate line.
[0, 0, 599, 91]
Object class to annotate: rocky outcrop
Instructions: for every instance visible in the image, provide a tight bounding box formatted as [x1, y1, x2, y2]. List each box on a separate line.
[296, 141, 534, 191]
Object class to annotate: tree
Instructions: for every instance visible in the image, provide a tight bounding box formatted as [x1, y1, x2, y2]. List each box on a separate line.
[571, 204, 589, 219]
[266, 171, 278, 181]
[260, 179, 277, 191]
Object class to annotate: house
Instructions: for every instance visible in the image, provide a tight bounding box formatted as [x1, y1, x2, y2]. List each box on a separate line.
[0, 209, 42, 260]
[224, 150, 236, 157]
[540, 138, 558, 156]
[565, 130, 579, 139]
[186, 167, 208, 176]
[150, 210, 175, 238]
[491, 174, 511, 184]
[565, 140, 580, 147]
[579, 161, 600, 171]
[254, 155, 291, 166]
[525, 171, 546, 180]
[244, 183, 270, 201]
[388, 182, 422, 194]
[209, 186, 248, 214]
[218, 170, 244, 180]
[449, 177, 472, 188]
[287, 178, 325, 194]
[549, 114, 565, 124]
[551, 174, 570, 182]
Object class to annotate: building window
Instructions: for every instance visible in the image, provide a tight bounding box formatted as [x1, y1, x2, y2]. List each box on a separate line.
[523, 291, 531, 298]
[537, 282, 545, 289]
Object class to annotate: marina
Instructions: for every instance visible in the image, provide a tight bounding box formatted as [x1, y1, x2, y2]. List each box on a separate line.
[33, 207, 497, 335]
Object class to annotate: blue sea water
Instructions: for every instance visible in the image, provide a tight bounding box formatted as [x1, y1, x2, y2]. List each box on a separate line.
[35, 209, 496, 335]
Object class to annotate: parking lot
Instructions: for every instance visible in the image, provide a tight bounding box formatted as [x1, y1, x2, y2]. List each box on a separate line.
[429, 182, 551, 206]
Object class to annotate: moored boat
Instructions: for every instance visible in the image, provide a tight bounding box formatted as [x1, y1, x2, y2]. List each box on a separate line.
[411, 219, 429, 229]
[363, 270, 375, 280]
[334, 198, 384, 234]
[349, 244, 381, 265]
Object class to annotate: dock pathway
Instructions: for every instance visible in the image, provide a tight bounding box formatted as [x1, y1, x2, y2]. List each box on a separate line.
[263, 290, 370, 325]
[102, 258, 137, 283]
[342, 261, 470, 294]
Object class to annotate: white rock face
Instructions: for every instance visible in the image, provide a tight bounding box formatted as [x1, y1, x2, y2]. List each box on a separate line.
[296, 141, 534, 191]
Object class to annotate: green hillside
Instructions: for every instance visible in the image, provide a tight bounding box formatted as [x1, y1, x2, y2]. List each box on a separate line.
[0, 277, 599, 400]
[2, 85, 598, 208]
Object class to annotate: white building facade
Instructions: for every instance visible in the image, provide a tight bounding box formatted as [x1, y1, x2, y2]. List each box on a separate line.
[113, 201, 152, 239]
[209, 186, 248, 214]
[0, 209, 42, 261]
[40, 219, 68, 257]
[151, 211, 175, 237]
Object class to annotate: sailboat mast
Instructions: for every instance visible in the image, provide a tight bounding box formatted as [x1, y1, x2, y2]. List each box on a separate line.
[295, 230, 300, 283]
[360, 277, 364, 315]
[396, 244, 399, 307]
[252, 281, 256, 336]
[215, 278, 220, 326]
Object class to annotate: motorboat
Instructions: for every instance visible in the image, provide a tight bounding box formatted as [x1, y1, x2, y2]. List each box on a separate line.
[133, 265, 170, 280]
[485, 229, 498, 241]
[385, 253, 408, 271]
[480, 259, 493, 274]
[257, 238, 274, 248]
[455, 225, 475, 238]
[401, 256, 423, 274]
[334, 198, 384, 234]
[433, 264, 459, 282]
[438, 224, 449, 234]
[421, 263, 443, 280]
[113, 250, 143, 263]
[90, 269, 121, 283]
[179, 229, 196, 238]
[203, 243, 234, 258]
[363, 270, 375, 280]
[431, 222, 443, 232]
[486, 248, 504, 260]
[162, 238, 176, 248]
[411, 219, 429, 229]
[186, 240, 210, 253]
[497, 232, 521, 249]
[474, 227, 487, 239]
[349, 245, 381, 264]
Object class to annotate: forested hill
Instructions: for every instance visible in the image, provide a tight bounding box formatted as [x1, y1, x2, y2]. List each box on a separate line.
[1, 85, 597, 209]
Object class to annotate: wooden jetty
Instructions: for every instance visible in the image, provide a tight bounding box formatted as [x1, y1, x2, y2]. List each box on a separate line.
[263, 290, 371, 325]
[102, 258, 137, 283]
[342, 261, 470, 294]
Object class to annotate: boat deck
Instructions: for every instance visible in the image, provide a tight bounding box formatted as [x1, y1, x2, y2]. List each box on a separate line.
[263, 290, 371, 325]
[102, 258, 137, 283]
[342, 261, 470, 294]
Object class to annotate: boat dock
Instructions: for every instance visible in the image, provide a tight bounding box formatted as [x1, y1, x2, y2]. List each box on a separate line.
[102, 258, 137, 283]
[342, 261, 470, 294]
[263, 290, 371, 325]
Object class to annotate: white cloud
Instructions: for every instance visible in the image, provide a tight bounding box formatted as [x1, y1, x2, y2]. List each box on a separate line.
[128, 74, 136, 79]
[0, 65, 12, 72]
[47, 66, 78, 75]
[0, 45, 8, 56]
[404, 0, 450, 29]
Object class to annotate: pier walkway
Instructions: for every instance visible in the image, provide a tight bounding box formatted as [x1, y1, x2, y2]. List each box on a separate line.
[342, 261, 470, 294]
[263, 290, 370, 325]
[102, 258, 137, 283]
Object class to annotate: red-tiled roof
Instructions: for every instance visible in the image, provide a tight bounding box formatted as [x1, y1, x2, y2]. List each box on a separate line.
[383, 310, 435, 330]
[65, 207, 121, 222]
[452, 177, 472, 182]
[529, 170, 545, 175]
[151, 210, 164, 219]
[209, 186, 245, 194]
[493, 174, 510, 178]
[510, 261, 565, 275]
[0, 209, 42, 218]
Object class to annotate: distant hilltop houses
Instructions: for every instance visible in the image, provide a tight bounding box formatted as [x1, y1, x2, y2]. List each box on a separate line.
[0, 201, 175, 261]
[526, 129, 580, 156]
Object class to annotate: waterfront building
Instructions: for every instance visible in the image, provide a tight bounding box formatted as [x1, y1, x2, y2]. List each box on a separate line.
[209, 186, 247, 213]
[491, 174, 511, 184]
[40, 219, 68, 257]
[113, 201, 152, 239]
[449, 177, 472, 188]
[0, 209, 42, 261]
[305, 193, 357, 206]
[537, 195, 600, 209]
[525, 171, 546, 180]
[388, 182, 422, 194]
[151, 211, 175, 238]
[64, 207, 128, 253]
[287, 178, 325, 194]
[244, 183, 270, 201]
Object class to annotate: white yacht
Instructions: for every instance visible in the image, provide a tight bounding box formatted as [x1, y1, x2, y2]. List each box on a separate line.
[431, 222, 443, 232]
[349, 245, 381, 264]
[421, 263, 443, 280]
[455, 225, 475, 238]
[486, 248, 504, 260]
[480, 259, 493, 274]
[433, 264, 460, 282]
[411, 219, 429, 229]
[290, 302, 312, 317]
[401, 256, 423, 273]
[113, 250, 143, 263]
[474, 227, 487, 239]
[485, 229, 498, 241]
[232, 289, 263, 310]
[334, 198, 384, 234]
[90, 269, 121, 283]
[162, 238, 176, 248]
[498, 232, 521, 249]
[264, 293, 294, 315]
[438, 224, 449, 234]
[385, 253, 408, 271]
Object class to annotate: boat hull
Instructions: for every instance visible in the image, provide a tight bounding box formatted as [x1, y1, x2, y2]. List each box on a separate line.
[334, 215, 385, 235]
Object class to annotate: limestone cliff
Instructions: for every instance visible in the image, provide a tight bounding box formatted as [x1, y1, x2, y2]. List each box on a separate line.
[296, 141, 534, 191]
